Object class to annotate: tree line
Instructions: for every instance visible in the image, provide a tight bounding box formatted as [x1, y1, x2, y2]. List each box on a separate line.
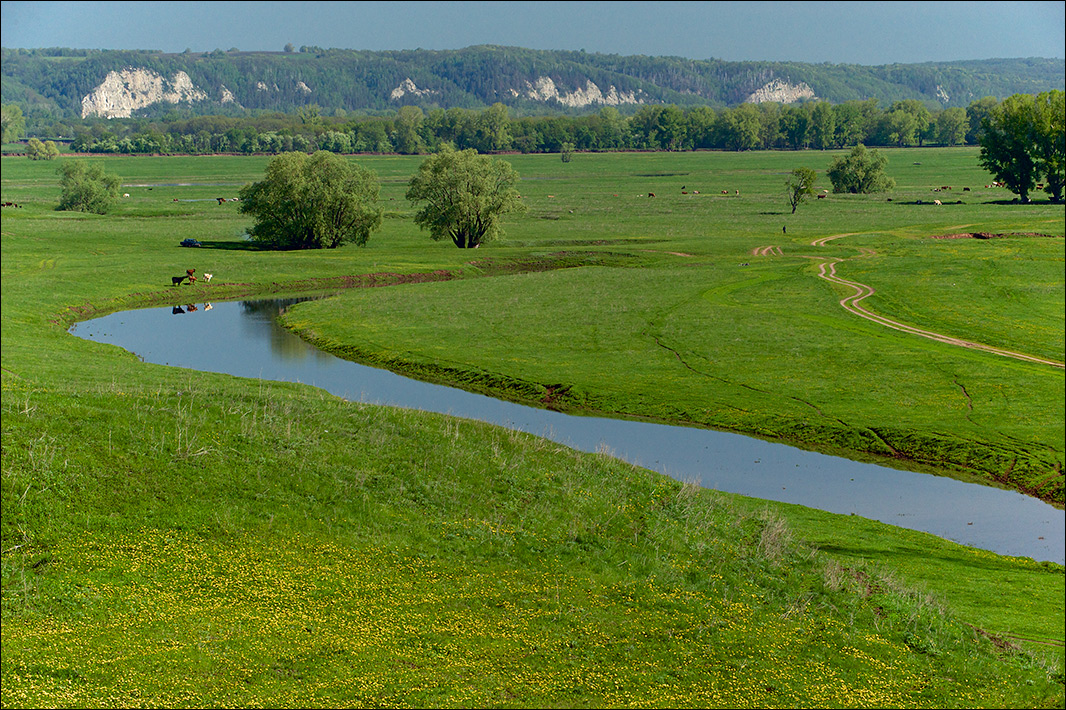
[3, 96, 1014, 156]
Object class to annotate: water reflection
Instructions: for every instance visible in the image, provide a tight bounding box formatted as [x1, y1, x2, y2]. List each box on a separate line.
[240, 299, 335, 362]
[71, 299, 1065, 563]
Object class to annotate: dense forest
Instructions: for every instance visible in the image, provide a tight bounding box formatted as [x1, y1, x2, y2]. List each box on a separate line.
[2, 46, 1062, 156]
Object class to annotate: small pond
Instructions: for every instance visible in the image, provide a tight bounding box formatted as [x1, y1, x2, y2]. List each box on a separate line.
[70, 298, 1065, 563]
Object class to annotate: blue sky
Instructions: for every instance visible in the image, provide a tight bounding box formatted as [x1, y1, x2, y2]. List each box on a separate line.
[2, 1, 1064, 65]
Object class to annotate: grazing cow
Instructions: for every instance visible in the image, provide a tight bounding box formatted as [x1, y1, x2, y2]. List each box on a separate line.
[816, 193, 826, 199]
[648, 192, 655, 198]
[963, 187, 970, 191]
[735, 189, 740, 196]
[216, 197, 226, 205]
[933, 199, 942, 206]
[693, 190, 699, 194]
[721, 190, 728, 195]
[203, 273, 213, 282]
[171, 276, 188, 286]
[123, 193, 130, 198]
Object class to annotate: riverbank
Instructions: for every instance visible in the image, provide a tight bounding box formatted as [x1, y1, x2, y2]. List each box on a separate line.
[70, 299, 1064, 561]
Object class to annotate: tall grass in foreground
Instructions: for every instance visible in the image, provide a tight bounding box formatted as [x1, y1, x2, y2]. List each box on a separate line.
[2, 382, 1061, 707]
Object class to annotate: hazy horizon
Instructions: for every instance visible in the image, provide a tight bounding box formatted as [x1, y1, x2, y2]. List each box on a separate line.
[2, 1, 1064, 66]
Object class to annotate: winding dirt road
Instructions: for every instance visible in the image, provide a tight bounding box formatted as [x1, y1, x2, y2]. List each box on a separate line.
[751, 235, 1065, 370]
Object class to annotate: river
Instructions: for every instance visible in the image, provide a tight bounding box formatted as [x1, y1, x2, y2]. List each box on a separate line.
[70, 298, 1065, 563]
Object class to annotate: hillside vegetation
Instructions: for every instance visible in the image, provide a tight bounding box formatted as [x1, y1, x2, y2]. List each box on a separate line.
[1, 148, 1063, 707]
[2, 45, 1063, 121]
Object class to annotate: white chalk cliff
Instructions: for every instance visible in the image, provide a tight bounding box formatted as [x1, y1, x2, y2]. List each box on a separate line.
[81, 69, 208, 118]
[390, 78, 438, 100]
[745, 79, 817, 104]
[519, 76, 642, 107]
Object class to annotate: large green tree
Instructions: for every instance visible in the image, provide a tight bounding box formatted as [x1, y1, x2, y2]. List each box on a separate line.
[239, 151, 383, 249]
[406, 147, 526, 249]
[978, 92, 1064, 203]
[826, 144, 895, 194]
[56, 160, 121, 214]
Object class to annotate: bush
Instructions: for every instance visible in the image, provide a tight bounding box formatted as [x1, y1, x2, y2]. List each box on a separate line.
[26, 137, 60, 160]
[826, 144, 895, 194]
[56, 160, 120, 214]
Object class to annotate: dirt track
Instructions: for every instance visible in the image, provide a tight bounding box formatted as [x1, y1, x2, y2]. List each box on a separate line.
[751, 234, 1065, 370]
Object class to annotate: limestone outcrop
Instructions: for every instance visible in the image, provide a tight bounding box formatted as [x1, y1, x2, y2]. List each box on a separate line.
[745, 79, 817, 104]
[390, 78, 438, 100]
[519, 77, 642, 107]
[81, 68, 208, 118]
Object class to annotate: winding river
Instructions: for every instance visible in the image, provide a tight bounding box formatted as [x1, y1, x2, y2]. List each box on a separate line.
[70, 298, 1065, 564]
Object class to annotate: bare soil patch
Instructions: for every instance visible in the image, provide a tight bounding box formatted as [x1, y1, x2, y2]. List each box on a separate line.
[931, 232, 1060, 240]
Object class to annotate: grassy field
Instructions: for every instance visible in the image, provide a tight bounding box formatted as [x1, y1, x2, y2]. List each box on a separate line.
[2, 148, 1064, 708]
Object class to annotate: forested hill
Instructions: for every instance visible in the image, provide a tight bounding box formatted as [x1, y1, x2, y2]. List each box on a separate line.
[2, 45, 1063, 120]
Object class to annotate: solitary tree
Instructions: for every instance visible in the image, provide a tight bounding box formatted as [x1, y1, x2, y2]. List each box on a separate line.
[785, 167, 818, 214]
[239, 151, 383, 249]
[560, 141, 575, 163]
[56, 160, 120, 214]
[406, 147, 526, 249]
[826, 144, 895, 194]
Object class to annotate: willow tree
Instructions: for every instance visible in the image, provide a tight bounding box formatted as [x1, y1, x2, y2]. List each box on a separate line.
[405, 147, 526, 249]
[238, 151, 382, 249]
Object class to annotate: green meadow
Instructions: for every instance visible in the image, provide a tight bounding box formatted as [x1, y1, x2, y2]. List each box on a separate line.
[2, 147, 1064, 708]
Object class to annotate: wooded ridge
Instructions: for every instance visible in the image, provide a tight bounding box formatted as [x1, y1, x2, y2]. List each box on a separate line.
[3, 45, 1063, 119]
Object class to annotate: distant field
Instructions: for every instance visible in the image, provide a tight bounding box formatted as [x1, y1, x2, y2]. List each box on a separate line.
[2, 148, 1063, 708]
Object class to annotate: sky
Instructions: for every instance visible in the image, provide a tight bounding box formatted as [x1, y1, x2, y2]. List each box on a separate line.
[1, 1, 1064, 65]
